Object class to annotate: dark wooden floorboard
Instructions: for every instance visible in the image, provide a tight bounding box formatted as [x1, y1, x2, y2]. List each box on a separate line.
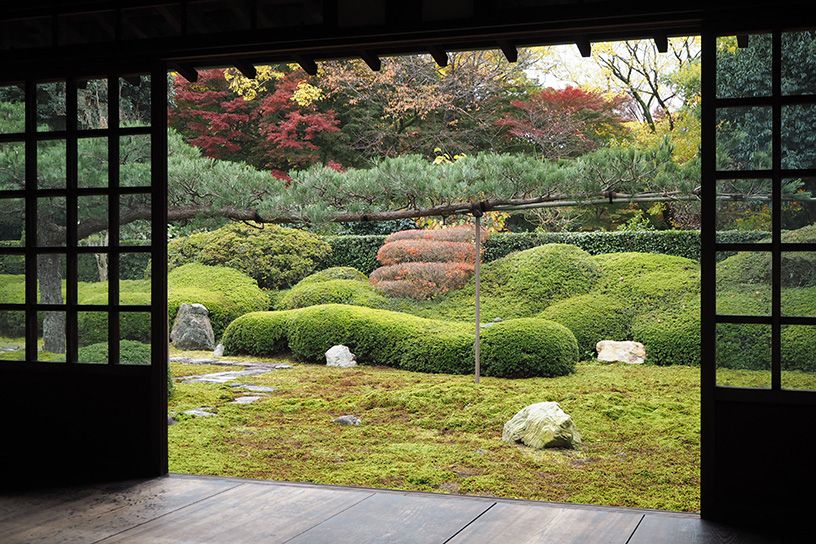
[0, 476, 239, 544]
[447, 502, 643, 544]
[100, 482, 373, 544]
[284, 491, 494, 544]
[627, 514, 783, 544]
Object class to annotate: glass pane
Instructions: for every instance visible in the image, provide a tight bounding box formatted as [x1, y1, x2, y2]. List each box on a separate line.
[120, 134, 151, 187]
[37, 254, 65, 304]
[119, 75, 151, 127]
[716, 107, 772, 171]
[38, 196, 66, 247]
[120, 193, 151, 245]
[37, 140, 66, 188]
[716, 323, 771, 388]
[37, 310, 66, 362]
[716, 179, 771, 242]
[36, 82, 66, 131]
[782, 325, 816, 391]
[77, 78, 109, 130]
[77, 195, 108, 246]
[120, 311, 151, 365]
[0, 83, 25, 134]
[0, 255, 25, 304]
[716, 34, 772, 98]
[782, 31, 816, 96]
[0, 141, 25, 191]
[782, 105, 816, 170]
[78, 253, 108, 304]
[78, 137, 108, 188]
[781, 177, 816, 229]
[0, 198, 25, 245]
[716, 251, 771, 315]
[121, 252, 151, 281]
[0, 311, 25, 360]
[78, 311, 108, 364]
[77, 310, 108, 347]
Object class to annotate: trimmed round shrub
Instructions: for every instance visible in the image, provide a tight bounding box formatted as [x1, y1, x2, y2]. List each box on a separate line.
[782, 325, 816, 372]
[370, 262, 474, 300]
[631, 302, 700, 366]
[168, 263, 269, 338]
[294, 267, 368, 287]
[222, 310, 295, 356]
[77, 282, 151, 346]
[376, 239, 475, 266]
[539, 294, 633, 357]
[717, 224, 816, 288]
[0, 273, 26, 337]
[594, 252, 699, 308]
[277, 279, 387, 310]
[168, 223, 331, 290]
[481, 318, 578, 378]
[716, 323, 771, 371]
[399, 330, 474, 375]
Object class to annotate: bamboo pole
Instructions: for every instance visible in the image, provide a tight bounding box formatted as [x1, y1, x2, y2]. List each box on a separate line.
[474, 212, 482, 384]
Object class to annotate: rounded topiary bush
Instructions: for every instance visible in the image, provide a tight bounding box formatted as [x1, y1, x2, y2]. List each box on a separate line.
[78, 340, 174, 397]
[594, 252, 699, 308]
[717, 224, 816, 289]
[782, 325, 816, 372]
[399, 329, 474, 375]
[0, 273, 26, 337]
[716, 323, 771, 371]
[168, 223, 331, 290]
[481, 318, 578, 378]
[631, 302, 700, 366]
[376, 239, 475, 266]
[370, 262, 474, 300]
[294, 267, 368, 287]
[222, 310, 296, 356]
[277, 279, 387, 310]
[168, 263, 269, 338]
[77, 284, 151, 346]
[539, 294, 633, 357]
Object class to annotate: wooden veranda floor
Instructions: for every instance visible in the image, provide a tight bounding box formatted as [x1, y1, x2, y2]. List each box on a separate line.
[0, 474, 790, 543]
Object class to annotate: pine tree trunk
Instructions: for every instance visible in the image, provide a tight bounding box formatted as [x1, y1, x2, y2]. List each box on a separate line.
[38, 253, 66, 354]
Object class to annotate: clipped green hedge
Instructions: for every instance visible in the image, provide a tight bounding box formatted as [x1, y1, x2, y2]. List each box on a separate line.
[539, 294, 633, 357]
[169, 223, 331, 289]
[277, 279, 387, 311]
[318, 230, 768, 272]
[632, 302, 701, 366]
[320, 235, 386, 275]
[293, 266, 368, 287]
[481, 318, 578, 378]
[222, 304, 576, 378]
[78, 340, 174, 397]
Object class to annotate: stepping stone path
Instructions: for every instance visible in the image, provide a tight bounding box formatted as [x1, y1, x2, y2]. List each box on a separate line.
[230, 384, 277, 393]
[175, 357, 292, 385]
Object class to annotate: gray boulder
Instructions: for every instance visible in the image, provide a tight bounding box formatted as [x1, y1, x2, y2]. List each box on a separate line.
[502, 402, 581, 449]
[326, 345, 357, 367]
[596, 340, 646, 365]
[171, 303, 215, 351]
[334, 415, 361, 426]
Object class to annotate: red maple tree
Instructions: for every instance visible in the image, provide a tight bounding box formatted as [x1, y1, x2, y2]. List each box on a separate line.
[496, 86, 629, 160]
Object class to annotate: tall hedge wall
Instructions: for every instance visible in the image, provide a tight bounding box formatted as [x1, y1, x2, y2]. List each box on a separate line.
[320, 230, 768, 272]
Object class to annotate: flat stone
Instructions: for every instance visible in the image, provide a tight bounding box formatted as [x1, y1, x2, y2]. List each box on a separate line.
[333, 415, 361, 426]
[596, 340, 646, 365]
[183, 408, 216, 417]
[182, 367, 274, 384]
[230, 384, 277, 393]
[502, 402, 581, 450]
[231, 396, 262, 405]
[0, 345, 21, 352]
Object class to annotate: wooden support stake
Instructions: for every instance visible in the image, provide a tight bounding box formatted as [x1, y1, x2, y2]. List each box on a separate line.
[474, 212, 482, 384]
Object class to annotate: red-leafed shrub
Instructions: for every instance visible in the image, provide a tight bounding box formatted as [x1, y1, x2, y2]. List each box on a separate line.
[371, 226, 488, 300]
[376, 239, 475, 266]
[371, 262, 474, 300]
[385, 225, 484, 244]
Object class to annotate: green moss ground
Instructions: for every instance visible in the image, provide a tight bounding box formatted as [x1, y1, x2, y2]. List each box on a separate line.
[165, 358, 816, 513]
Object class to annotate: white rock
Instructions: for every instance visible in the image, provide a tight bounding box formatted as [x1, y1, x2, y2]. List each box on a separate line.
[502, 402, 581, 449]
[596, 340, 646, 365]
[213, 343, 224, 358]
[334, 415, 361, 426]
[183, 408, 216, 417]
[326, 345, 357, 367]
[231, 396, 262, 405]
